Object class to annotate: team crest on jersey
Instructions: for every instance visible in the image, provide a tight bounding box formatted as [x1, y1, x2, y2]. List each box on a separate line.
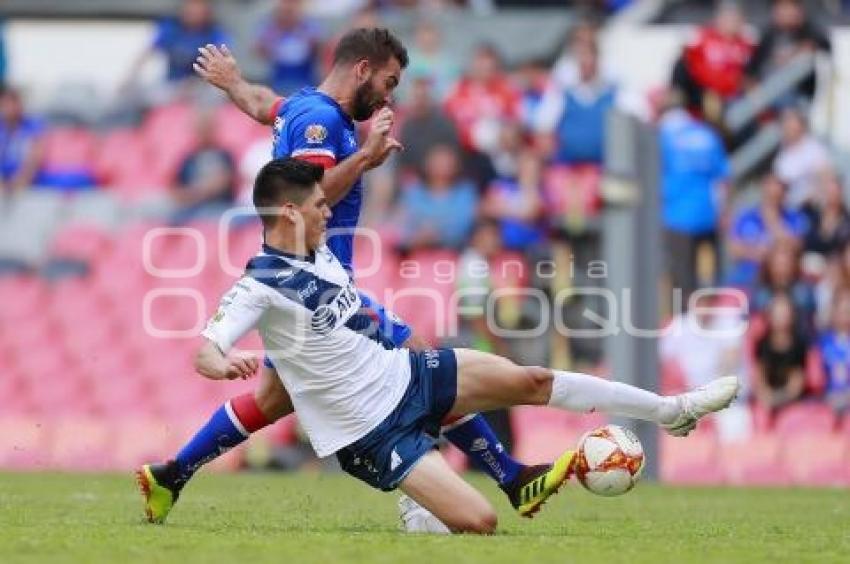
[305, 124, 328, 144]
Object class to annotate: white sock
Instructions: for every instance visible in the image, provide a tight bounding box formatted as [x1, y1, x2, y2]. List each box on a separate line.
[548, 370, 680, 425]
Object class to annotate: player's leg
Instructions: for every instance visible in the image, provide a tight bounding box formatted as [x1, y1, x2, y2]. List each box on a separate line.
[137, 360, 293, 523]
[448, 348, 739, 435]
[365, 293, 526, 496]
[398, 450, 497, 534]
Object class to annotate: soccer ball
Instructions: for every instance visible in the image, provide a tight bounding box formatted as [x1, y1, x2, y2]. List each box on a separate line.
[574, 424, 645, 497]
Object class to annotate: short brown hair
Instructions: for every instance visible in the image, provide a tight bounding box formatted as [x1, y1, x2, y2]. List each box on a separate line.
[333, 27, 408, 69]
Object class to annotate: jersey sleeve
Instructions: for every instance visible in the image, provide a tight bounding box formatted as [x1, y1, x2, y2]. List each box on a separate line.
[287, 106, 343, 169]
[201, 278, 270, 353]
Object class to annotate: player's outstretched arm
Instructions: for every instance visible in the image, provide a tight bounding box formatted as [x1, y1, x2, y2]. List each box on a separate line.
[194, 44, 280, 126]
[194, 338, 259, 381]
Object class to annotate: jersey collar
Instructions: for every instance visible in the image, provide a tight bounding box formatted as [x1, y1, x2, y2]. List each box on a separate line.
[262, 242, 315, 264]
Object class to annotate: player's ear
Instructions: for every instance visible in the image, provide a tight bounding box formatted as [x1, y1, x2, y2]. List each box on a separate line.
[354, 59, 371, 83]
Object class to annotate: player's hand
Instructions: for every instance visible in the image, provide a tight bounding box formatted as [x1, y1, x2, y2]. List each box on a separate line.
[368, 136, 404, 169]
[221, 354, 259, 380]
[194, 44, 241, 92]
[360, 107, 398, 167]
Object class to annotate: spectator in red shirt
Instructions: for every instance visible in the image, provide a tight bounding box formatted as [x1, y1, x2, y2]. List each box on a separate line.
[443, 43, 521, 157]
[672, 1, 754, 120]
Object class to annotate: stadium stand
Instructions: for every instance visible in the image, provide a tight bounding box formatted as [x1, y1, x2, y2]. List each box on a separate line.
[1, 0, 850, 485]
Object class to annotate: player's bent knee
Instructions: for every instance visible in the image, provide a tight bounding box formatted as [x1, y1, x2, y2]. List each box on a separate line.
[460, 508, 498, 535]
[517, 366, 553, 405]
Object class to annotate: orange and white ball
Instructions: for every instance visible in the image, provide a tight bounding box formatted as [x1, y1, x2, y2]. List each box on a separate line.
[574, 424, 645, 496]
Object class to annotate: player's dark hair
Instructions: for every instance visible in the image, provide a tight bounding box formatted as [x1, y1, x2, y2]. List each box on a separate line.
[333, 27, 409, 69]
[253, 158, 324, 228]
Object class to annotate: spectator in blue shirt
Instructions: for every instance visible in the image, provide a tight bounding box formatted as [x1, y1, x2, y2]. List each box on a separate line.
[481, 126, 544, 252]
[659, 102, 730, 301]
[396, 144, 478, 251]
[752, 240, 817, 331]
[0, 85, 45, 194]
[727, 172, 808, 288]
[169, 110, 235, 223]
[254, 0, 322, 95]
[819, 288, 850, 414]
[126, 0, 229, 90]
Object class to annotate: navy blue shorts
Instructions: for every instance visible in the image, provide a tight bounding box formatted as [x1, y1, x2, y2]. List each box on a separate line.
[263, 292, 412, 369]
[335, 349, 457, 492]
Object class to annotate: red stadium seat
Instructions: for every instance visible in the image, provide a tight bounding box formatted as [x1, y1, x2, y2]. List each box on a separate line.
[773, 402, 837, 436]
[213, 103, 269, 157]
[391, 250, 459, 345]
[0, 276, 49, 324]
[352, 236, 400, 299]
[112, 417, 198, 470]
[542, 164, 603, 224]
[780, 432, 849, 486]
[0, 416, 51, 469]
[42, 127, 98, 169]
[720, 434, 789, 485]
[142, 103, 198, 182]
[49, 223, 113, 262]
[41, 127, 98, 187]
[660, 430, 723, 485]
[96, 128, 167, 195]
[49, 417, 114, 470]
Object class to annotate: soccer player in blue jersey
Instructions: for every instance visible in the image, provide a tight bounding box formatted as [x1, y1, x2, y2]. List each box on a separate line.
[172, 158, 737, 533]
[138, 29, 572, 526]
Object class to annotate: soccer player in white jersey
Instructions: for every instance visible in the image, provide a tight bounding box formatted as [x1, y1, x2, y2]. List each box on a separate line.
[189, 158, 738, 534]
[138, 28, 575, 526]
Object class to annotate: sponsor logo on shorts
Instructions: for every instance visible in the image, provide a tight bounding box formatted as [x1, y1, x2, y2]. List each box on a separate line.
[391, 449, 402, 471]
[471, 438, 489, 452]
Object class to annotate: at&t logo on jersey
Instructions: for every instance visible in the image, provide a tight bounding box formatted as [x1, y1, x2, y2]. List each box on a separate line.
[310, 283, 360, 335]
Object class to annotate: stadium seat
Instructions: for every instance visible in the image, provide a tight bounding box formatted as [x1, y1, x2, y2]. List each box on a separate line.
[780, 432, 849, 486]
[40, 127, 98, 188]
[0, 416, 50, 469]
[352, 236, 400, 300]
[95, 128, 167, 195]
[213, 103, 269, 157]
[773, 403, 837, 436]
[542, 164, 603, 227]
[111, 417, 198, 470]
[660, 431, 723, 485]
[660, 357, 689, 396]
[391, 250, 459, 345]
[48, 223, 113, 262]
[720, 435, 789, 486]
[141, 103, 197, 182]
[0, 276, 49, 324]
[49, 417, 114, 470]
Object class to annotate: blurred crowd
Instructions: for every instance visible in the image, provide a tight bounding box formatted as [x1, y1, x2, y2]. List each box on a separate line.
[1, 0, 848, 445]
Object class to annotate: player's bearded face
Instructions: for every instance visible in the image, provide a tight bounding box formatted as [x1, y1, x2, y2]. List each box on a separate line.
[351, 73, 384, 122]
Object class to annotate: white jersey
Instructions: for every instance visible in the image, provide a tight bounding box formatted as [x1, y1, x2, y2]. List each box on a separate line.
[201, 243, 411, 457]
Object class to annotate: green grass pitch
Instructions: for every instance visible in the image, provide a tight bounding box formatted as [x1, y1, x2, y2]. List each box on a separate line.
[0, 471, 847, 563]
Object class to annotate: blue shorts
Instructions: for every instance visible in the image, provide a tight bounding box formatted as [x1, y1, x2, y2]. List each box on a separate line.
[263, 292, 412, 369]
[335, 349, 457, 491]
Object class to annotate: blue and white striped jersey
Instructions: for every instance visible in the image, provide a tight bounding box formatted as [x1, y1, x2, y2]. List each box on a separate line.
[202, 243, 410, 457]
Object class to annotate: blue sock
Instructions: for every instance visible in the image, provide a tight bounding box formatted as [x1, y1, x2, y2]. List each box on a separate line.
[443, 413, 523, 487]
[173, 403, 248, 486]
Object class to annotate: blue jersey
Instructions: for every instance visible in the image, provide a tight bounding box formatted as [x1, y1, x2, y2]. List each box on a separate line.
[272, 87, 361, 272]
[818, 331, 850, 395]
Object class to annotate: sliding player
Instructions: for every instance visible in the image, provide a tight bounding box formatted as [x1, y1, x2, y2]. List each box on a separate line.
[138, 29, 572, 525]
[193, 158, 738, 533]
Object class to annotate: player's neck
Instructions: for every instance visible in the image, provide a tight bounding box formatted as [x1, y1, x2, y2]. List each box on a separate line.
[318, 71, 354, 118]
[264, 231, 313, 260]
